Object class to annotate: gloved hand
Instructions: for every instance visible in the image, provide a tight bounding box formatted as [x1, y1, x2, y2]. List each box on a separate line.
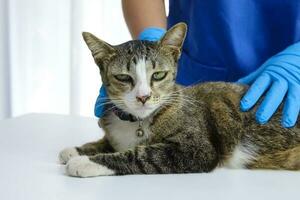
[94, 86, 108, 118]
[94, 27, 166, 117]
[238, 42, 300, 128]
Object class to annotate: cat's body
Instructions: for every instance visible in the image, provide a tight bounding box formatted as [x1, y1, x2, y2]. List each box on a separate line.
[59, 23, 300, 177]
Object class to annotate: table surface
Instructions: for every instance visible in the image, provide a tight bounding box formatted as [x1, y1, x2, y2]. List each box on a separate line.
[0, 113, 299, 200]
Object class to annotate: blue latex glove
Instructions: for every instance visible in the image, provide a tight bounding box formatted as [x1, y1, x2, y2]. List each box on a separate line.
[238, 42, 300, 128]
[94, 27, 166, 117]
[94, 86, 108, 117]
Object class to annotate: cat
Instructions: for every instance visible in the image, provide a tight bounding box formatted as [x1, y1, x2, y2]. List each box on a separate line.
[59, 23, 300, 177]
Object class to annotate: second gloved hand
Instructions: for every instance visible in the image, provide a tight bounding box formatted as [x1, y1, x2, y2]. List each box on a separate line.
[238, 42, 300, 128]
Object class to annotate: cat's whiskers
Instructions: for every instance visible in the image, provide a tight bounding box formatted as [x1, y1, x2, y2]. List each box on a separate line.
[100, 105, 118, 116]
[97, 100, 125, 108]
[100, 101, 129, 117]
[162, 90, 198, 108]
[96, 97, 125, 102]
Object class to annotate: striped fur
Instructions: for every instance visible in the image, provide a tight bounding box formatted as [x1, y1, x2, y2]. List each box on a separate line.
[59, 23, 300, 177]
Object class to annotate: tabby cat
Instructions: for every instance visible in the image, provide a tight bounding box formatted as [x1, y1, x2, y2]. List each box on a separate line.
[59, 23, 300, 177]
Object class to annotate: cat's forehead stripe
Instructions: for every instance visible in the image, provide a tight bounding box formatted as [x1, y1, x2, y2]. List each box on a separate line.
[119, 40, 156, 56]
[132, 56, 137, 65]
[135, 58, 151, 96]
[126, 61, 131, 71]
[152, 60, 156, 69]
[117, 40, 158, 71]
[126, 55, 139, 72]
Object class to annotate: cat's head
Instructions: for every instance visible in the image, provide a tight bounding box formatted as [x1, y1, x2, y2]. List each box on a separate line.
[82, 23, 187, 119]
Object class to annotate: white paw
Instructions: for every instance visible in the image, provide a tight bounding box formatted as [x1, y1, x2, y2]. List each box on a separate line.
[58, 147, 80, 164]
[66, 156, 115, 177]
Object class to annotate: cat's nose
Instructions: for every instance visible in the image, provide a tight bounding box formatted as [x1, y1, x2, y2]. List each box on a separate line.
[136, 95, 151, 104]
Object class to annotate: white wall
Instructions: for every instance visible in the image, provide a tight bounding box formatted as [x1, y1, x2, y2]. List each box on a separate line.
[1, 0, 169, 119]
[0, 0, 11, 120]
[73, 0, 131, 116]
[3, 0, 130, 118]
[8, 0, 73, 117]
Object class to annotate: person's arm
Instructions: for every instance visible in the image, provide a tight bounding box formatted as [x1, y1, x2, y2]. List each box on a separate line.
[122, 0, 167, 39]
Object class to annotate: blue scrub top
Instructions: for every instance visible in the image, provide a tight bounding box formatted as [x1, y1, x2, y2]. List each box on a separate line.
[168, 0, 300, 85]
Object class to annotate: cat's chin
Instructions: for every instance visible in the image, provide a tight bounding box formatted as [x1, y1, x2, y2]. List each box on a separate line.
[127, 105, 159, 119]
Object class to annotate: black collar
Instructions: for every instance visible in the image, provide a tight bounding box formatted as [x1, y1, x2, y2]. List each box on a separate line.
[106, 103, 138, 122]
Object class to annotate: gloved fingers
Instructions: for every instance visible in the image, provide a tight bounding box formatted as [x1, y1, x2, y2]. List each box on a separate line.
[99, 86, 108, 99]
[237, 69, 262, 84]
[97, 86, 109, 105]
[255, 76, 288, 124]
[276, 42, 300, 56]
[237, 58, 273, 84]
[277, 62, 300, 82]
[138, 27, 166, 41]
[282, 85, 300, 128]
[94, 86, 108, 118]
[240, 73, 271, 111]
[273, 54, 300, 67]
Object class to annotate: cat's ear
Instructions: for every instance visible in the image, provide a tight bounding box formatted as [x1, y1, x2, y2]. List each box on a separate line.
[159, 22, 187, 59]
[82, 32, 116, 70]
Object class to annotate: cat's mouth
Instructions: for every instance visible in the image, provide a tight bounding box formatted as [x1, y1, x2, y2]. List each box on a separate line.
[126, 104, 160, 119]
[135, 106, 154, 113]
[137, 104, 158, 110]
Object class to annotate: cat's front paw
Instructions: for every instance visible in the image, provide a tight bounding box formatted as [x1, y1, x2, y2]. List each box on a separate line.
[66, 156, 115, 177]
[58, 147, 80, 164]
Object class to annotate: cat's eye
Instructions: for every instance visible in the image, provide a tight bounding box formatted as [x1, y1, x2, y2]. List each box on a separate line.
[114, 74, 133, 83]
[152, 71, 168, 81]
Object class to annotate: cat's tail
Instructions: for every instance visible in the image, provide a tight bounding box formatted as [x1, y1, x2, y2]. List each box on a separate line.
[247, 145, 300, 170]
